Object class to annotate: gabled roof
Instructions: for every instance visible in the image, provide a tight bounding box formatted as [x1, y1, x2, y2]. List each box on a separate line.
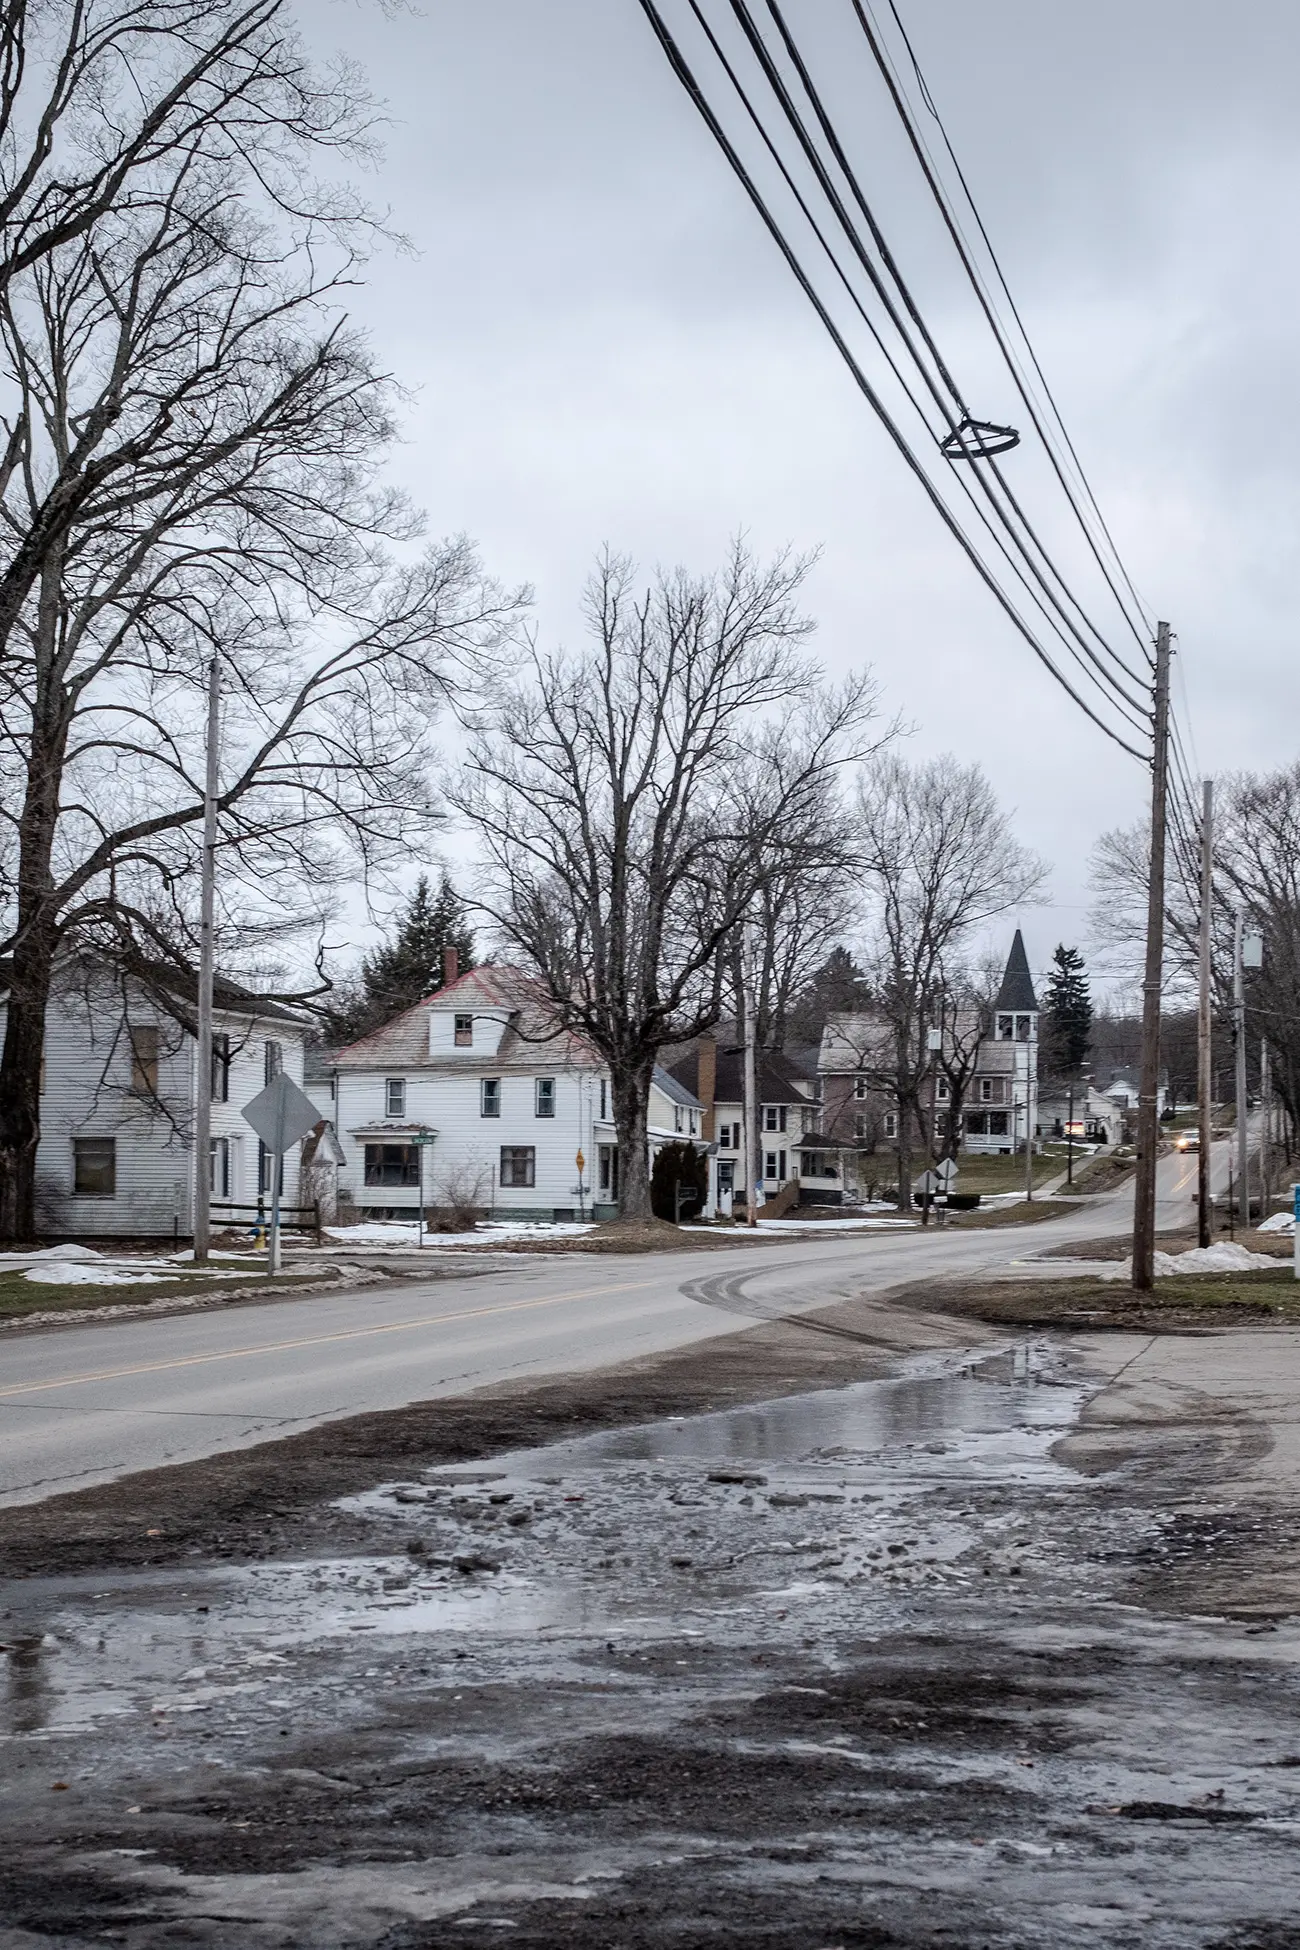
[994, 930, 1038, 1013]
[668, 1043, 807, 1106]
[653, 1064, 702, 1111]
[0, 950, 311, 1028]
[817, 1009, 893, 1074]
[332, 963, 599, 1072]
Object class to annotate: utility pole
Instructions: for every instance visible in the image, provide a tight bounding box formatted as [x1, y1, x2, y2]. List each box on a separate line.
[1260, 1036, 1271, 1220]
[1234, 907, 1248, 1230]
[1196, 780, 1213, 1246]
[1132, 622, 1171, 1292]
[192, 655, 220, 1264]
[742, 924, 758, 1229]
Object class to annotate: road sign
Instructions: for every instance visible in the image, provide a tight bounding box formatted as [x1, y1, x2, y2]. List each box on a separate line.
[913, 1170, 942, 1198]
[935, 1158, 958, 1188]
[241, 1074, 322, 1277]
[241, 1073, 321, 1154]
[412, 1132, 437, 1146]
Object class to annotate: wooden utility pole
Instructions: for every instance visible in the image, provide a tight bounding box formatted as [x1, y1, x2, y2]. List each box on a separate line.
[1234, 907, 1249, 1228]
[192, 655, 220, 1264]
[1197, 779, 1213, 1246]
[742, 924, 758, 1228]
[1260, 1037, 1271, 1219]
[1132, 622, 1171, 1291]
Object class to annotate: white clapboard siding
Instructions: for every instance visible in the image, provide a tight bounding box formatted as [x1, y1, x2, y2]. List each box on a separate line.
[0, 965, 307, 1239]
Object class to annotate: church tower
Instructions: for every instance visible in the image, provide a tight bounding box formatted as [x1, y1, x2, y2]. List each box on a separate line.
[993, 929, 1039, 1146]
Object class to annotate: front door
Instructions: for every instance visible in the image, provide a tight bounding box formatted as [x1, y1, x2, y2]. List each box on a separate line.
[716, 1158, 734, 1216]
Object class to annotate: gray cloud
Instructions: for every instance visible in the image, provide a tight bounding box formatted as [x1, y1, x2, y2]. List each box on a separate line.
[307, 0, 1297, 984]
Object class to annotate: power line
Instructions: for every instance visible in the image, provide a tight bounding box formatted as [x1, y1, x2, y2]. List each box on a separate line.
[685, 0, 1151, 735]
[855, 0, 1157, 670]
[636, 0, 1152, 760]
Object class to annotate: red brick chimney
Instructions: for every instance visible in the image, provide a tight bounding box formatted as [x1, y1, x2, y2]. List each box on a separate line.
[444, 945, 458, 987]
[697, 1035, 717, 1140]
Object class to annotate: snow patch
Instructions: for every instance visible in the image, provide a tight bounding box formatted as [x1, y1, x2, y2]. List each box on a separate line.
[1258, 1211, 1296, 1235]
[1099, 1242, 1281, 1281]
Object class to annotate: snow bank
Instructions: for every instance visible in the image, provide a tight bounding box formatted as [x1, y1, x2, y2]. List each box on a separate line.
[1258, 1211, 1296, 1235]
[323, 1220, 595, 1248]
[1100, 1241, 1281, 1282]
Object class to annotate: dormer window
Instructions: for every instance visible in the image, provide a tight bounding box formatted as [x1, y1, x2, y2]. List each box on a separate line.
[455, 1013, 473, 1047]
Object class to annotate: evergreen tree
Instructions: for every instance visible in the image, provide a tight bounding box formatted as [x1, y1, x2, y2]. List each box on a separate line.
[785, 947, 874, 1045]
[326, 873, 474, 1042]
[1042, 944, 1092, 1080]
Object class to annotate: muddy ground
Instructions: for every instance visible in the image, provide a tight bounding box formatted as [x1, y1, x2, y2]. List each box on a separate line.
[4, 1284, 1300, 1948]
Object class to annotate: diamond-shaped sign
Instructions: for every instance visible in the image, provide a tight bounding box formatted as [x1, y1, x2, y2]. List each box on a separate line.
[241, 1073, 322, 1154]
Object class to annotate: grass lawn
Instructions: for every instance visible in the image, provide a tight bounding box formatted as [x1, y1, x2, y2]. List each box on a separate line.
[948, 1148, 1074, 1196]
[925, 1263, 1300, 1331]
[946, 1198, 1073, 1231]
[0, 1267, 325, 1321]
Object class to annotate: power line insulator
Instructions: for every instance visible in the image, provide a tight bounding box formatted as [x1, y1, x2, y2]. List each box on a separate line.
[940, 416, 1020, 460]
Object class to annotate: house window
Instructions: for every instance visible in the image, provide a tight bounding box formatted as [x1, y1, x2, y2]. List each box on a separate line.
[481, 1078, 500, 1117]
[258, 1141, 283, 1197]
[599, 1079, 608, 1120]
[129, 1024, 159, 1096]
[598, 1144, 619, 1198]
[73, 1137, 116, 1197]
[996, 1014, 1013, 1042]
[264, 1039, 283, 1083]
[936, 1077, 950, 1102]
[674, 1105, 684, 1134]
[211, 1033, 230, 1102]
[883, 1111, 898, 1139]
[989, 1111, 1009, 1136]
[455, 1013, 473, 1047]
[385, 1078, 406, 1118]
[210, 1136, 230, 1198]
[1016, 1014, 1031, 1042]
[535, 1077, 556, 1118]
[853, 1077, 868, 1100]
[765, 1151, 778, 1180]
[853, 1114, 868, 1140]
[364, 1143, 419, 1187]
[764, 1105, 788, 1133]
[500, 1145, 536, 1188]
[980, 1078, 994, 1103]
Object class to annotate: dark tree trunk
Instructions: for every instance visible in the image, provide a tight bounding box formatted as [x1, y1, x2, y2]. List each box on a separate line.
[613, 1059, 656, 1222]
[0, 629, 67, 1239]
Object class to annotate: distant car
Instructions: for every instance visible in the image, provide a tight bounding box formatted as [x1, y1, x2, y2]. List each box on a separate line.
[1174, 1131, 1200, 1152]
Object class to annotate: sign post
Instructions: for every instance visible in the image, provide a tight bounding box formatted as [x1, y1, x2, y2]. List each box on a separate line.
[241, 1074, 323, 1274]
[412, 1131, 437, 1247]
[1294, 1184, 1300, 1283]
[575, 1149, 586, 1223]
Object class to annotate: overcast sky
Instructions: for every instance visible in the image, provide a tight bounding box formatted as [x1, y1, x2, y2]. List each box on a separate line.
[307, 0, 1300, 1002]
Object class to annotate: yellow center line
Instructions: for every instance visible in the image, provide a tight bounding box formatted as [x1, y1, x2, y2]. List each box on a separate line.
[0, 1277, 663, 1401]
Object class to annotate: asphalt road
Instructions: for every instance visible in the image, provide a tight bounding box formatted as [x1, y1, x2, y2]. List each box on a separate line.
[0, 1147, 1218, 1508]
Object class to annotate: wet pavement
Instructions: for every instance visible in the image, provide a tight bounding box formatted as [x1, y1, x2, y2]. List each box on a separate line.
[3, 1342, 1300, 1947]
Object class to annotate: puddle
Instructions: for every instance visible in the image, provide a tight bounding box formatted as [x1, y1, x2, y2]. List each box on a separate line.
[485, 1346, 1086, 1488]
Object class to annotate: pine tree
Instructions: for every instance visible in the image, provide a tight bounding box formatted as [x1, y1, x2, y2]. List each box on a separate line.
[326, 873, 474, 1042]
[1042, 944, 1092, 1080]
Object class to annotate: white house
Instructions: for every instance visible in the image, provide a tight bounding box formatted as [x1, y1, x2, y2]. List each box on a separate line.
[0, 953, 312, 1239]
[330, 964, 703, 1223]
[666, 1040, 821, 1213]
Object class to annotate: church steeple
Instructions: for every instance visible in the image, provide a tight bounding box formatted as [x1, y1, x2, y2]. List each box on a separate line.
[994, 929, 1037, 1014]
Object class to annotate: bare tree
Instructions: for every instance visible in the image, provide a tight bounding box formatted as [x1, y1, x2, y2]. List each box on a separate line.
[1094, 767, 1300, 1147]
[455, 544, 881, 1222]
[856, 754, 1047, 1207]
[933, 958, 1001, 1160]
[0, 6, 524, 1236]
